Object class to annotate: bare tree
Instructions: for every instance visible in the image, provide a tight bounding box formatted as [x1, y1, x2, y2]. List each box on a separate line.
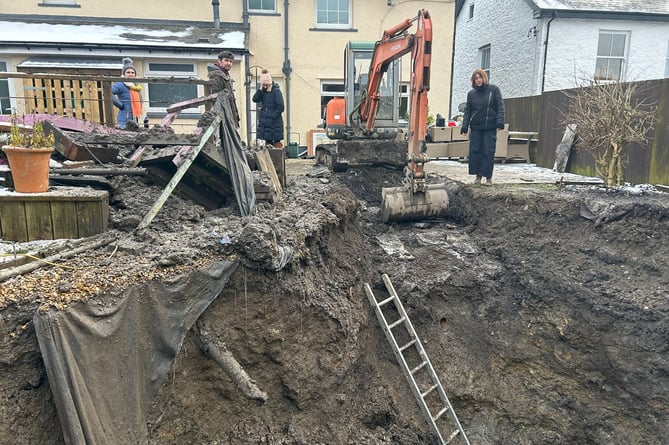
[562, 80, 657, 186]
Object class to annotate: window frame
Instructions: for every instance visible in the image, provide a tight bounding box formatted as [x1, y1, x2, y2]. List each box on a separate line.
[468, 3, 475, 20]
[248, 0, 276, 14]
[145, 61, 200, 115]
[0, 61, 11, 115]
[479, 44, 491, 80]
[594, 30, 629, 82]
[315, 0, 352, 30]
[319, 80, 345, 120]
[40, 0, 78, 5]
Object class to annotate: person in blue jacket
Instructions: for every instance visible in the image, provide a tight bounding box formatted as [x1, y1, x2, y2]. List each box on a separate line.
[111, 58, 143, 129]
[461, 68, 505, 186]
[252, 69, 284, 147]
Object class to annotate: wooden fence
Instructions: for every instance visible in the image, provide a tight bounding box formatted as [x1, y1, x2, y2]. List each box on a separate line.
[1, 72, 211, 129]
[504, 78, 669, 185]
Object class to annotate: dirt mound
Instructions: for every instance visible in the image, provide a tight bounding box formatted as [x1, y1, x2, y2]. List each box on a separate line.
[1, 162, 667, 444]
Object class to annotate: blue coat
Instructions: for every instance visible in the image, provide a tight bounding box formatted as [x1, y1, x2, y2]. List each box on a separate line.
[252, 83, 284, 142]
[111, 82, 136, 129]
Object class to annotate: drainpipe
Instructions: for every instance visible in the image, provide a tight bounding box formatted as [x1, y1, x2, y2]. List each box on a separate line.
[540, 13, 555, 93]
[242, 2, 252, 145]
[282, 0, 293, 144]
[212, 0, 220, 28]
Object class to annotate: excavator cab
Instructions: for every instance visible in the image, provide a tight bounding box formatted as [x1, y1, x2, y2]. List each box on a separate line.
[325, 41, 401, 140]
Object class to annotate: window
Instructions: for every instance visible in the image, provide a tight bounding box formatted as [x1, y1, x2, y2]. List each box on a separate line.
[595, 31, 628, 81]
[0, 62, 10, 115]
[248, 0, 275, 13]
[320, 81, 344, 120]
[146, 62, 199, 114]
[479, 45, 490, 79]
[316, 0, 351, 29]
[469, 4, 475, 20]
[398, 82, 409, 123]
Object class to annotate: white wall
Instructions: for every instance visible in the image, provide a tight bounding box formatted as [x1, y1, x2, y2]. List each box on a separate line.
[452, 0, 669, 117]
[544, 19, 669, 91]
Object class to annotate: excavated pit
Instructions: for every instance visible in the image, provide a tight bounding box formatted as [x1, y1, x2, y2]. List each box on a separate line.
[0, 161, 668, 444]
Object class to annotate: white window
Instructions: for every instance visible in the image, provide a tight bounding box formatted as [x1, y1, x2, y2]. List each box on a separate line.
[0, 62, 10, 115]
[146, 62, 199, 114]
[398, 82, 409, 123]
[316, 0, 351, 29]
[479, 44, 491, 79]
[595, 31, 628, 81]
[320, 80, 344, 119]
[248, 0, 275, 13]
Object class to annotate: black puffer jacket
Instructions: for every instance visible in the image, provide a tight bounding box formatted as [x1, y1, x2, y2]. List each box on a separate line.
[252, 83, 285, 142]
[461, 83, 504, 132]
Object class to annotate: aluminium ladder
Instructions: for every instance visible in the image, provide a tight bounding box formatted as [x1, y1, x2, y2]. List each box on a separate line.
[364, 274, 470, 445]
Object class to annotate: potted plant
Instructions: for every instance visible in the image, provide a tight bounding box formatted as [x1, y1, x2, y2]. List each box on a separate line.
[1, 113, 55, 193]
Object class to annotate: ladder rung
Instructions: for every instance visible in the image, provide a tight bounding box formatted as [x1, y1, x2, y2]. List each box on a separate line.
[377, 295, 395, 307]
[387, 317, 406, 329]
[399, 339, 417, 352]
[410, 360, 427, 374]
[445, 429, 461, 444]
[433, 406, 449, 421]
[421, 384, 438, 399]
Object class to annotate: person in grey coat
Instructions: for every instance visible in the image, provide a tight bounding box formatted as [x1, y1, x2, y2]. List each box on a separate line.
[252, 69, 284, 147]
[461, 68, 505, 185]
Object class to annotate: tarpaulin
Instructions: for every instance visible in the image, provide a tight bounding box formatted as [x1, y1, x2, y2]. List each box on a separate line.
[33, 259, 238, 444]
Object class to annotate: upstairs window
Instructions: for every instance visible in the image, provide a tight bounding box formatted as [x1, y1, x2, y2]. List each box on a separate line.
[316, 0, 351, 30]
[469, 4, 475, 20]
[248, 0, 275, 13]
[479, 44, 491, 79]
[595, 31, 628, 81]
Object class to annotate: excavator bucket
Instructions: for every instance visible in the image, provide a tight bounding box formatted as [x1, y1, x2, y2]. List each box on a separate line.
[380, 183, 449, 223]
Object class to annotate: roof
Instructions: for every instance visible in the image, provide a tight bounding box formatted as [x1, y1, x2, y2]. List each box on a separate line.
[0, 15, 249, 55]
[529, 0, 669, 15]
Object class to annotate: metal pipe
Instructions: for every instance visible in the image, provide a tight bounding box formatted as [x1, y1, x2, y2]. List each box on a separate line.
[282, 0, 293, 143]
[212, 0, 220, 29]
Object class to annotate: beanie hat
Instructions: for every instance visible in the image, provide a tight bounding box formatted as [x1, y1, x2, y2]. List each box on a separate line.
[122, 57, 136, 74]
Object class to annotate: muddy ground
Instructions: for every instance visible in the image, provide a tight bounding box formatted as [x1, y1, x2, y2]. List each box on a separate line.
[0, 157, 668, 444]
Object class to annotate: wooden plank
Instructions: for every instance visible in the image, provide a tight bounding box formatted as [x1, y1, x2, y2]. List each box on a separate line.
[67, 132, 203, 146]
[255, 149, 282, 203]
[53, 78, 65, 115]
[166, 93, 218, 113]
[62, 79, 74, 116]
[51, 201, 79, 239]
[25, 201, 54, 241]
[76, 200, 102, 238]
[101, 81, 115, 127]
[0, 201, 28, 242]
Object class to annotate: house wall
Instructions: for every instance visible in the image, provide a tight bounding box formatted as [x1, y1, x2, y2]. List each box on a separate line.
[1, 1, 455, 149]
[543, 19, 669, 91]
[452, 0, 540, 117]
[246, 1, 455, 147]
[452, 0, 669, 119]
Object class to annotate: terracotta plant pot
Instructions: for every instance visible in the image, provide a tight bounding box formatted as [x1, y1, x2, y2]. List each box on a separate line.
[2, 146, 53, 193]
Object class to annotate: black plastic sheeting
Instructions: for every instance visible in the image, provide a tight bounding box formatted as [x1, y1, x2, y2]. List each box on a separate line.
[34, 259, 239, 444]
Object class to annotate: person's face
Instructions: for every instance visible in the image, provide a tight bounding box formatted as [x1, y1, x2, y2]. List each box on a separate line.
[473, 73, 483, 87]
[124, 69, 136, 78]
[218, 57, 233, 70]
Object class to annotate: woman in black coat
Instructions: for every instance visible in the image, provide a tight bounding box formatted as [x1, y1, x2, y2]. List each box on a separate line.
[461, 68, 505, 185]
[252, 70, 285, 147]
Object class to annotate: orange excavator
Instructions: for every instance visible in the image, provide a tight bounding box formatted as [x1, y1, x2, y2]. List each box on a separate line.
[317, 9, 448, 222]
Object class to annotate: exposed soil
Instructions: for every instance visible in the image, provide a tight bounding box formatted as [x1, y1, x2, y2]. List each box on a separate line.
[1, 159, 668, 444]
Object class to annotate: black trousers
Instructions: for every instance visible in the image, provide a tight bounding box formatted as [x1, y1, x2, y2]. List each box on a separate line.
[468, 128, 497, 178]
